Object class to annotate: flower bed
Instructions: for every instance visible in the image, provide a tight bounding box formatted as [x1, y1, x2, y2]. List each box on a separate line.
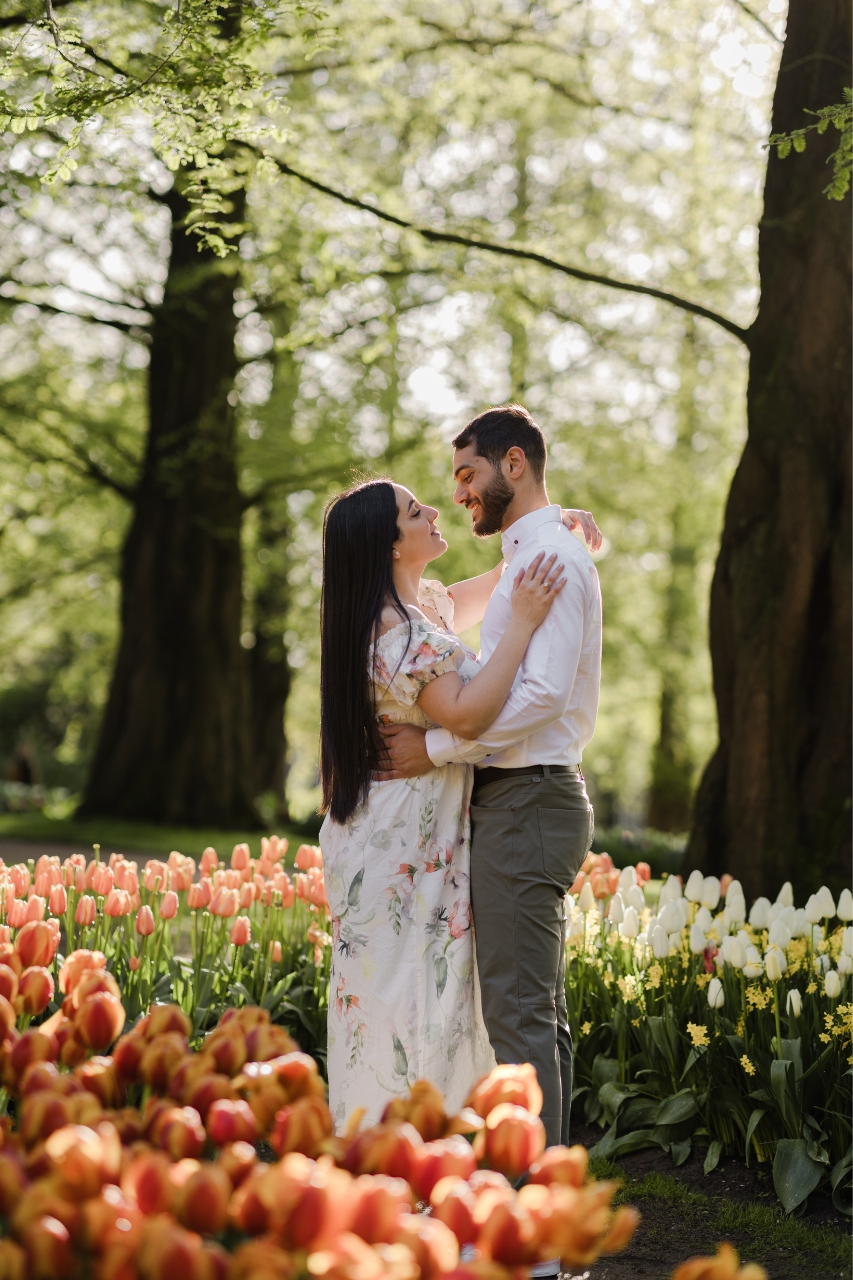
[565, 855, 852, 1215]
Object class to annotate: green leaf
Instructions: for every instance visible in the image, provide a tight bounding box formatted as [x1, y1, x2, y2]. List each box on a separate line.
[793, 135, 807, 152]
[670, 1139, 691, 1167]
[830, 1146, 852, 1217]
[744, 1108, 767, 1165]
[590, 1127, 661, 1160]
[347, 868, 365, 907]
[655, 1089, 698, 1125]
[704, 1140, 723, 1175]
[773, 1139, 824, 1213]
[592, 1054, 620, 1088]
[434, 955, 447, 999]
[777, 138, 792, 158]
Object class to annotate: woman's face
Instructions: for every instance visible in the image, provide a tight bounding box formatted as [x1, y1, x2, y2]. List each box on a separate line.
[393, 485, 447, 570]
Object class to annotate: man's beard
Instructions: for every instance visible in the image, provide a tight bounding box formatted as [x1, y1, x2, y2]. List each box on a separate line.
[469, 467, 514, 537]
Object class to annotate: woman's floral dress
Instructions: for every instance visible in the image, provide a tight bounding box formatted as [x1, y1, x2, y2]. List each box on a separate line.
[321, 580, 495, 1130]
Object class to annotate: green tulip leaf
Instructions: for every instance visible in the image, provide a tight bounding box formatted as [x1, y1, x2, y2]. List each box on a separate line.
[773, 1139, 824, 1213]
[704, 1140, 723, 1175]
[655, 1089, 699, 1125]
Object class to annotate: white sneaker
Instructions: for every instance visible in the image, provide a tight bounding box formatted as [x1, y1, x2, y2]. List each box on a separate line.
[530, 1261, 560, 1278]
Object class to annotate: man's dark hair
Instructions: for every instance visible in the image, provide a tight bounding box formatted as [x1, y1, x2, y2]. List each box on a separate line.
[452, 404, 547, 482]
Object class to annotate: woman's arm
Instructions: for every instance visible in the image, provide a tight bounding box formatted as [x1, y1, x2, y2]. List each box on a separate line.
[417, 553, 565, 740]
[446, 509, 602, 633]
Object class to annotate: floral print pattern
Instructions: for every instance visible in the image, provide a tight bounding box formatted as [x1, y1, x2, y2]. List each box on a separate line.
[321, 582, 495, 1131]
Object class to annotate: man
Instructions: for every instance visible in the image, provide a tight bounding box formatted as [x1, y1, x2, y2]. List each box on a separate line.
[378, 403, 602, 1158]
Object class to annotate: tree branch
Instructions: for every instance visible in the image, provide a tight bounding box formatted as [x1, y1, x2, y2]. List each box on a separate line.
[250, 149, 751, 345]
[728, 0, 783, 44]
[0, 0, 72, 28]
[0, 408, 139, 500]
[0, 285, 151, 336]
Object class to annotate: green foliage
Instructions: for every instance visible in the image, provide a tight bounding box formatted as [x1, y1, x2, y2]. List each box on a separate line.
[769, 89, 853, 201]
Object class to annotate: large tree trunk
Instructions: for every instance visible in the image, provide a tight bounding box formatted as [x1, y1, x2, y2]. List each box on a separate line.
[80, 178, 259, 827]
[249, 502, 292, 816]
[686, 0, 851, 899]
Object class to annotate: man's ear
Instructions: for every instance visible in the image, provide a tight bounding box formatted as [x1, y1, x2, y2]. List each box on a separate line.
[503, 446, 527, 481]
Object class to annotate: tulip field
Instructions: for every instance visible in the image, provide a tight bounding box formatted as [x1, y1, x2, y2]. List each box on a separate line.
[0, 838, 844, 1278]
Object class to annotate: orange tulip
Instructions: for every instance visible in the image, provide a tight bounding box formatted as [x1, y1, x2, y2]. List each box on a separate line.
[636, 862, 651, 885]
[74, 992, 126, 1052]
[17, 968, 54, 1017]
[8, 1031, 58, 1087]
[0, 1238, 25, 1280]
[308, 1233, 417, 1280]
[186, 1072, 234, 1120]
[174, 1163, 231, 1235]
[143, 861, 169, 893]
[216, 1140, 256, 1188]
[204, 1026, 247, 1077]
[159, 891, 179, 920]
[200, 848, 218, 876]
[0, 965, 19, 1006]
[122, 1151, 173, 1215]
[92, 865, 114, 897]
[228, 1166, 270, 1235]
[75, 1056, 123, 1108]
[394, 1212, 459, 1280]
[0, 992, 16, 1041]
[137, 1216, 206, 1280]
[243, 1023, 298, 1064]
[8, 866, 29, 897]
[146, 1003, 191, 1040]
[350, 1174, 412, 1245]
[104, 889, 132, 918]
[23, 1214, 73, 1280]
[295, 844, 323, 870]
[473, 1104, 546, 1179]
[229, 1237, 296, 1280]
[140, 1033, 187, 1091]
[270, 940, 283, 962]
[528, 1145, 588, 1188]
[207, 1098, 258, 1146]
[14, 922, 55, 969]
[466, 1064, 543, 1121]
[47, 886, 66, 918]
[517, 1181, 637, 1265]
[345, 1122, 423, 1181]
[230, 916, 251, 946]
[429, 1176, 477, 1247]
[475, 1198, 538, 1267]
[5, 902, 27, 930]
[671, 1242, 768, 1280]
[112, 1032, 146, 1085]
[44, 1122, 121, 1199]
[135, 907, 155, 937]
[0, 1149, 28, 1216]
[271, 1095, 333, 1157]
[68, 967, 121, 1010]
[25, 896, 46, 923]
[74, 897, 97, 928]
[168, 1051, 216, 1102]
[151, 1106, 205, 1160]
[383, 1079, 447, 1141]
[410, 1136, 478, 1201]
[186, 884, 207, 911]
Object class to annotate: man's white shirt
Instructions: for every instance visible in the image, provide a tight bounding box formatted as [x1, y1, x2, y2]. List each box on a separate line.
[425, 505, 602, 769]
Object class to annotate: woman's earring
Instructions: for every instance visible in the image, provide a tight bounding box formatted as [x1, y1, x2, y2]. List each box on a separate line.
[393, 550, 400, 559]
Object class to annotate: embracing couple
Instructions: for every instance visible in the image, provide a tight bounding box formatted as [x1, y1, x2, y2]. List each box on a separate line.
[319, 403, 602, 1166]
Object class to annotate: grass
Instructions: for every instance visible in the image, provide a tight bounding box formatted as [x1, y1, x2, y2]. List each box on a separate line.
[0, 810, 317, 861]
[589, 1159, 852, 1271]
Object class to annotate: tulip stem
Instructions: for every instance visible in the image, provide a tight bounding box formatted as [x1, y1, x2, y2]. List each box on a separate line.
[771, 982, 783, 1057]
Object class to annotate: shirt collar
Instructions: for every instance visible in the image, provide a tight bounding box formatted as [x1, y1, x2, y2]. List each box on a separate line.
[501, 505, 562, 564]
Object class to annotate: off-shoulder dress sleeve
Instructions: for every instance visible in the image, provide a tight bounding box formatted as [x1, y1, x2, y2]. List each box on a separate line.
[417, 578, 455, 631]
[372, 620, 462, 707]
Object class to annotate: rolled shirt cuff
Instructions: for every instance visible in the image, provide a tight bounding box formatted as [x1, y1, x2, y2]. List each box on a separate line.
[425, 726, 458, 767]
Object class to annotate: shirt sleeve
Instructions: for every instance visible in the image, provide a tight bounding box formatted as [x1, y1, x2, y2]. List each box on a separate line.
[425, 545, 591, 767]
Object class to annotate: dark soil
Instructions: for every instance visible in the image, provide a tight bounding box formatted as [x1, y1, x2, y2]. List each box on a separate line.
[562, 1121, 852, 1280]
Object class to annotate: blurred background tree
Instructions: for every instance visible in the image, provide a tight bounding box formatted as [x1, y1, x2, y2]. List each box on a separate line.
[0, 0, 848, 892]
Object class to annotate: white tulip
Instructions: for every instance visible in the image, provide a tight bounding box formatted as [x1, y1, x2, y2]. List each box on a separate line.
[804, 894, 823, 925]
[695, 906, 713, 933]
[818, 952, 830, 973]
[618, 865, 637, 892]
[781, 905, 797, 931]
[626, 884, 646, 913]
[776, 881, 794, 908]
[707, 977, 725, 1009]
[608, 893, 625, 924]
[724, 897, 746, 928]
[825, 970, 842, 999]
[689, 923, 707, 955]
[678, 898, 691, 928]
[744, 962, 764, 978]
[701, 877, 721, 911]
[636, 930, 648, 949]
[837, 888, 853, 922]
[684, 870, 705, 903]
[817, 886, 836, 918]
[764, 948, 785, 982]
[620, 907, 639, 939]
[737, 928, 752, 949]
[728, 939, 746, 970]
[745, 945, 762, 964]
[651, 924, 670, 959]
[669, 931, 683, 952]
[749, 897, 771, 929]
[578, 882, 595, 912]
[842, 926, 853, 958]
[720, 935, 736, 964]
[768, 920, 792, 951]
[837, 952, 852, 975]
[658, 900, 682, 934]
[791, 908, 810, 938]
[786, 988, 801, 1018]
[768, 902, 783, 925]
[659, 876, 682, 904]
[725, 878, 743, 902]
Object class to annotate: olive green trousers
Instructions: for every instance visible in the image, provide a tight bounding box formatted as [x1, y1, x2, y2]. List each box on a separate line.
[470, 769, 593, 1148]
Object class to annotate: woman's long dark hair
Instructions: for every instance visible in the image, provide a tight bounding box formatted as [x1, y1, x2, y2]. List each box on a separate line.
[320, 479, 410, 824]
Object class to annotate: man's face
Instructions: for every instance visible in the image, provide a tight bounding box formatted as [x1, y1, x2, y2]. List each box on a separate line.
[453, 444, 515, 537]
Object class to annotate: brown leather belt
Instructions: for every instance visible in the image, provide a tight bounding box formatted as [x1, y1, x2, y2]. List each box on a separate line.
[473, 763, 581, 788]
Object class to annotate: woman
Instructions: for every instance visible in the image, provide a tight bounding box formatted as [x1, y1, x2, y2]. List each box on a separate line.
[319, 478, 574, 1129]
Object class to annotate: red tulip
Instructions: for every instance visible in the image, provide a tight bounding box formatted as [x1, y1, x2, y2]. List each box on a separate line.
[174, 1163, 231, 1235]
[23, 1214, 73, 1280]
[135, 907, 155, 937]
[394, 1212, 459, 1280]
[152, 1106, 205, 1160]
[74, 897, 96, 928]
[159, 891, 179, 920]
[0, 1149, 28, 1215]
[9, 1030, 58, 1083]
[186, 1073, 234, 1120]
[146, 1003, 191, 1040]
[75, 993, 126, 1052]
[474, 1198, 538, 1266]
[430, 1176, 477, 1246]
[137, 1217, 206, 1280]
[140, 1033, 189, 1092]
[216, 1140, 256, 1188]
[0, 964, 19, 1006]
[204, 1026, 246, 1077]
[112, 1032, 146, 1084]
[230, 916, 251, 946]
[410, 1137, 477, 1201]
[75, 1056, 123, 1108]
[528, 1145, 588, 1188]
[15, 922, 55, 969]
[47, 886, 67, 918]
[345, 1122, 423, 1181]
[17, 968, 54, 1017]
[466, 1064, 544, 1121]
[122, 1151, 173, 1214]
[207, 1098, 258, 1146]
[473, 1104, 546, 1179]
[350, 1174, 412, 1244]
[44, 1122, 121, 1199]
[271, 1096, 334, 1157]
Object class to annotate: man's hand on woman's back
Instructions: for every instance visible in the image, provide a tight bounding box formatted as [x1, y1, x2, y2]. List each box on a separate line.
[375, 723, 433, 779]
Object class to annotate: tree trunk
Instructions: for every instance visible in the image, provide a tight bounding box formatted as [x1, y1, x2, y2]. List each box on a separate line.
[686, 0, 851, 899]
[80, 177, 259, 827]
[249, 502, 292, 816]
